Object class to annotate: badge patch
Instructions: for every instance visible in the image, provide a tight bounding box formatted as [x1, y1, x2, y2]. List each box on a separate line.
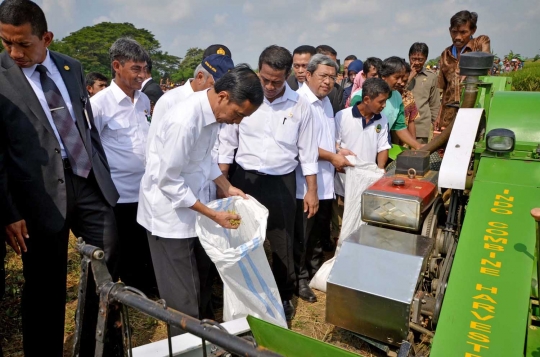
[376, 124, 381, 133]
[64, 65, 70, 71]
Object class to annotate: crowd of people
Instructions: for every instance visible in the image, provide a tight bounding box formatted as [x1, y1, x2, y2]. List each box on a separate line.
[0, 0, 492, 356]
[491, 56, 524, 75]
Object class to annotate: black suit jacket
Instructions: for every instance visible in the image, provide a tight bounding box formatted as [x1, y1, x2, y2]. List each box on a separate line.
[287, 75, 299, 91]
[141, 78, 164, 104]
[0, 51, 119, 234]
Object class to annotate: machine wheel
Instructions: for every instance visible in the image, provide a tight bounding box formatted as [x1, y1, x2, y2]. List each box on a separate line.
[422, 197, 446, 240]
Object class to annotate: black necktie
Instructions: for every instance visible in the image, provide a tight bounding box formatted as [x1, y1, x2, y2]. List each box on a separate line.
[36, 64, 91, 178]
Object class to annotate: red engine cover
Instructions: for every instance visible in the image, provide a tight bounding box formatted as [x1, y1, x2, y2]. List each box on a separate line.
[367, 176, 437, 208]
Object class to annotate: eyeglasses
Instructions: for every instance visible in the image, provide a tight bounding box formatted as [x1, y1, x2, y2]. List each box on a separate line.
[410, 57, 426, 63]
[314, 73, 338, 82]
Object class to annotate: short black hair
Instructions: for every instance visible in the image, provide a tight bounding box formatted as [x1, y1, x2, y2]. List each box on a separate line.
[146, 58, 153, 72]
[403, 62, 411, 73]
[344, 55, 357, 61]
[316, 45, 337, 56]
[109, 37, 150, 65]
[380, 56, 406, 78]
[0, 0, 48, 38]
[86, 72, 108, 87]
[293, 45, 316, 57]
[362, 77, 391, 102]
[450, 10, 478, 30]
[214, 64, 264, 107]
[409, 42, 429, 58]
[258, 45, 293, 77]
[363, 57, 383, 76]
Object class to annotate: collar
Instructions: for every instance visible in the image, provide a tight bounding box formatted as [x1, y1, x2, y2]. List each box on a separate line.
[264, 82, 299, 105]
[201, 89, 217, 127]
[446, 40, 474, 59]
[110, 79, 141, 104]
[141, 77, 152, 88]
[351, 104, 382, 128]
[183, 78, 195, 95]
[23, 49, 54, 77]
[297, 82, 331, 109]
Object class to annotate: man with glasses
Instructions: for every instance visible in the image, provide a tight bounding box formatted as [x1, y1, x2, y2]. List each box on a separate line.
[287, 45, 316, 90]
[294, 54, 353, 303]
[219, 45, 319, 321]
[407, 42, 440, 144]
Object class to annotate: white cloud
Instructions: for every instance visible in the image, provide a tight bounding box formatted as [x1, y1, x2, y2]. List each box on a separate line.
[214, 13, 229, 26]
[92, 15, 111, 25]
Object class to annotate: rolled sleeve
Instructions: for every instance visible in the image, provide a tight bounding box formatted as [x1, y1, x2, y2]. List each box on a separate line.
[218, 123, 238, 164]
[209, 163, 222, 181]
[157, 119, 198, 209]
[297, 101, 319, 176]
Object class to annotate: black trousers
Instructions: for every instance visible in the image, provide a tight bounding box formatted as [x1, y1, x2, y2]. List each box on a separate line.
[294, 199, 332, 281]
[114, 202, 157, 296]
[231, 166, 296, 300]
[0, 237, 5, 357]
[147, 233, 214, 336]
[20, 170, 118, 357]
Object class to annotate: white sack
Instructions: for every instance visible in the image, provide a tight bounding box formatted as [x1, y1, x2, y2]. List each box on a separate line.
[195, 195, 287, 328]
[310, 156, 384, 292]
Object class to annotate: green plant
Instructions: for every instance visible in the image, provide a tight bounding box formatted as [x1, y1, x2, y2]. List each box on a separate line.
[504, 62, 540, 91]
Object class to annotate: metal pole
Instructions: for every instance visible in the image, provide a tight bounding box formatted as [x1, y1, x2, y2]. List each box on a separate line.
[78, 243, 283, 357]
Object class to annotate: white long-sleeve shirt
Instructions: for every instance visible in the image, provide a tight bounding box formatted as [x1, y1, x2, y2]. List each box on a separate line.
[137, 90, 222, 238]
[295, 84, 335, 200]
[91, 80, 151, 203]
[218, 84, 318, 176]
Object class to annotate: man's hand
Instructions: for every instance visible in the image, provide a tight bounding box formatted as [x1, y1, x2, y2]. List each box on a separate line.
[5, 220, 29, 255]
[211, 211, 242, 229]
[338, 148, 356, 157]
[227, 186, 247, 199]
[331, 154, 354, 173]
[303, 190, 319, 219]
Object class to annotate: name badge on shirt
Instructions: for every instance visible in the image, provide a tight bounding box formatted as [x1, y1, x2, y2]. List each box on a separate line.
[376, 124, 381, 133]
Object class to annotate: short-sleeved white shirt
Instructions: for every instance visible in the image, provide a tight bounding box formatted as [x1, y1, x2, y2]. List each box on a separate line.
[334, 105, 391, 196]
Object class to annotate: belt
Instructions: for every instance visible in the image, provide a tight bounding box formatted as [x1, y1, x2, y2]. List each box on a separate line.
[244, 169, 268, 176]
[62, 158, 72, 170]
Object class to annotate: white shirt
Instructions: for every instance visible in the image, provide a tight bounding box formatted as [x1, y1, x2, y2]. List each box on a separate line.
[295, 84, 335, 200]
[148, 79, 195, 148]
[137, 90, 222, 239]
[334, 106, 391, 196]
[218, 84, 318, 176]
[22, 50, 77, 159]
[147, 79, 217, 202]
[91, 80, 151, 203]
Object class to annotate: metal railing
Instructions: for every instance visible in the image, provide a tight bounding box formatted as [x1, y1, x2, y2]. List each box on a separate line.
[72, 238, 282, 357]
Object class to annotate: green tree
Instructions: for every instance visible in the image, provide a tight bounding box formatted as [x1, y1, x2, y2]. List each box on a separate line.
[50, 22, 180, 81]
[426, 56, 440, 68]
[170, 47, 204, 83]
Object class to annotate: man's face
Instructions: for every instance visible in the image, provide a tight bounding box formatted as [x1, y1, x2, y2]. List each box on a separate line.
[449, 22, 476, 50]
[409, 52, 427, 72]
[382, 69, 406, 91]
[292, 53, 311, 83]
[193, 71, 215, 92]
[259, 63, 288, 101]
[87, 80, 108, 97]
[362, 65, 379, 80]
[0, 22, 52, 68]
[113, 59, 146, 92]
[343, 59, 353, 78]
[365, 93, 389, 114]
[306, 64, 336, 99]
[214, 94, 259, 125]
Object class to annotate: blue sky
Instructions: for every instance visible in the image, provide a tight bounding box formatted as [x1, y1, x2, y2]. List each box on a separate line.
[34, 0, 540, 66]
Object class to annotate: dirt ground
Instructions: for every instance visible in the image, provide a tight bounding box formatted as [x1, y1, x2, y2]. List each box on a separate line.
[0, 235, 386, 357]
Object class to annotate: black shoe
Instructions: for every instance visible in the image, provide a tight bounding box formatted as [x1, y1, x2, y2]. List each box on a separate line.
[321, 238, 335, 252]
[298, 280, 317, 303]
[282, 300, 295, 321]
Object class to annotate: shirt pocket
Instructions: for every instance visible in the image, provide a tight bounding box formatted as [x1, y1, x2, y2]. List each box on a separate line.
[103, 118, 131, 145]
[275, 118, 299, 145]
